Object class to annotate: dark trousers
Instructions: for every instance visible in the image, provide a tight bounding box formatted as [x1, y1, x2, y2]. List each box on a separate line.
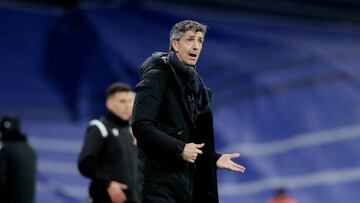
[142, 170, 193, 203]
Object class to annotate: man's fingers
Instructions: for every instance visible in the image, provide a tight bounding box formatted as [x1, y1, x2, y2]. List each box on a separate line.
[193, 143, 204, 154]
[119, 183, 128, 190]
[194, 149, 203, 155]
[194, 143, 205, 149]
[186, 158, 195, 163]
[232, 163, 246, 173]
[234, 164, 246, 171]
[231, 167, 244, 173]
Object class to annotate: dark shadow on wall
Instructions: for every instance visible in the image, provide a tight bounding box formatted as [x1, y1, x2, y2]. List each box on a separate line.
[41, 9, 118, 121]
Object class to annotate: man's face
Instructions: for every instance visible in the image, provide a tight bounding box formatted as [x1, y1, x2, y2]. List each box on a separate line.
[172, 30, 204, 66]
[106, 92, 134, 121]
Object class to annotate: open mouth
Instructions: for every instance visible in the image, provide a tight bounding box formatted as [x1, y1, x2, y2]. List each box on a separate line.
[189, 53, 197, 58]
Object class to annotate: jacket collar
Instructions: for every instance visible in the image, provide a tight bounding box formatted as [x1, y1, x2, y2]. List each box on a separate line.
[165, 55, 196, 124]
[105, 111, 129, 127]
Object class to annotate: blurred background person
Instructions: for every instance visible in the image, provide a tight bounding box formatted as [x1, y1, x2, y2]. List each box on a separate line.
[266, 188, 299, 203]
[0, 116, 37, 203]
[78, 83, 138, 203]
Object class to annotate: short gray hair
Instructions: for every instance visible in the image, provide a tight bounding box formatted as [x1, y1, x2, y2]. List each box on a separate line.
[169, 20, 208, 51]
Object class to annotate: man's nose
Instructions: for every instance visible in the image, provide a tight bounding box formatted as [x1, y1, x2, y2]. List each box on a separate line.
[193, 41, 200, 50]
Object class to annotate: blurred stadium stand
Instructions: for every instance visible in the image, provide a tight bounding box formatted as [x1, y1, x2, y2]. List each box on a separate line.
[1, 1, 360, 203]
[2, 0, 360, 23]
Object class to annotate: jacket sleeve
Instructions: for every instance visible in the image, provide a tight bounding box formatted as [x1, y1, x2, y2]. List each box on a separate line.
[132, 69, 186, 160]
[77, 125, 111, 188]
[214, 152, 222, 162]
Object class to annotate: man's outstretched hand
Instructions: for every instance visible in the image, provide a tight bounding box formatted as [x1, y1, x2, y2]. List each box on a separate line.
[216, 153, 246, 173]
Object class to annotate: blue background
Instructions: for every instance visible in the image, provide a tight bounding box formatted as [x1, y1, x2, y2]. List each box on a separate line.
[1, 2, 360, 203]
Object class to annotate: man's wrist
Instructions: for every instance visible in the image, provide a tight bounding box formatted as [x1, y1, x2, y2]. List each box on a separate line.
[176, 142, 186, 159]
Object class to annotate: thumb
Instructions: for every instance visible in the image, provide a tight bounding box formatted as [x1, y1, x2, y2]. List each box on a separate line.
[195, 143, 205, 149]
[230, 153, 240, 158]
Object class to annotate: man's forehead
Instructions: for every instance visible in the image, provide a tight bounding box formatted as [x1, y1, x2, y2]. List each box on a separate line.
[112, 92, 132, 98]
[183, 30, 204, 38]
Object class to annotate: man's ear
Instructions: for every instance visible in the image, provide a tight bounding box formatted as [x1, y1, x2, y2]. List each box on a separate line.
[106, 98, 112, 111]
[171, 40, 179, 52]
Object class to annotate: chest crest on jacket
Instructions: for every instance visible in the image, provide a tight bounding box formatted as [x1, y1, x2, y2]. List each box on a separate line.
[111, 128, 119, 137]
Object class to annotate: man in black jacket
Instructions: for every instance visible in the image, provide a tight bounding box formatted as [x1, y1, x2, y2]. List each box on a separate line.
[0, 116, 37, 203]
[132, 20, 246, 203]
[78, 83, 138, 203]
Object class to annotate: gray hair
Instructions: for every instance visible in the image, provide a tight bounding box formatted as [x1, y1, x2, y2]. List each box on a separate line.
[169, 20, 208, 51]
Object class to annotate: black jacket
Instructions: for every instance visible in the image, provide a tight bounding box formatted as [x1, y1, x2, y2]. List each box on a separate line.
[132, 52, 220, 203]
[0, 133, 37, 203]
[78, 112, 139, 202]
